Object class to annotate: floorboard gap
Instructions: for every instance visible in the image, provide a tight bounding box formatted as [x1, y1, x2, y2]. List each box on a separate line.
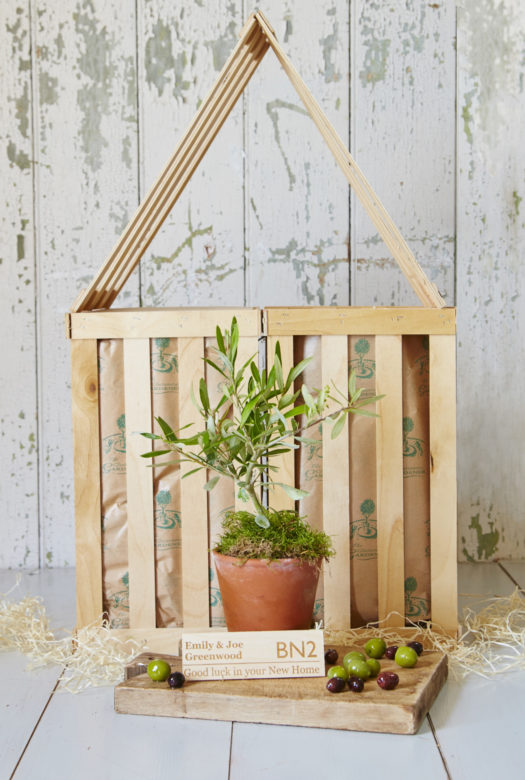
[496, 561, 524, 591]
[9, 671, 64, 779]
[427, 713, 453, 780]
[227, 721, 235, 780]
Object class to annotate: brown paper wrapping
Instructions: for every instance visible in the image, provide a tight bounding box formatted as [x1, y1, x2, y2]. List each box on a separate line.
[98, 332, 431, 631]
[99, 339, 129, 628]
[402, 335, 431, 621]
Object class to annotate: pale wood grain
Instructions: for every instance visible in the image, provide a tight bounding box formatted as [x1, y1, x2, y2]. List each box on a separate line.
[178, 337, 209, 627]
[115, 648, 448, 735]
[266, 307, 456, 336]
[266, 335, 295, 511]
[70, 309, 260, 339]
[429, 335, 457, 635]
[375, 336, 404, 627]
[0, 4, 38, 568]
[351, 1, 456, 307]
[71, 340, 103, 626]
[123, 339, 156, 628]
[321, 336, 351, 628]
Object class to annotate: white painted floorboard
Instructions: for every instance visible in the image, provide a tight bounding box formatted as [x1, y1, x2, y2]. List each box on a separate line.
[0, 569, 76, 779]
[1, 563, 524, 779]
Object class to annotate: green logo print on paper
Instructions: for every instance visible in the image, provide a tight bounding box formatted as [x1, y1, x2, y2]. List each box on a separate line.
[151, 338, 178, 373]
[403, 417, 424, 457]
[404, 576, 429, 619]
[102, 414, 126, 474]
[209, 567, 222, 609]
[110, 571, 130, 612]
[304, 438, 322, 482]
[351, 499, 377, 540]
[154, 490, 181, 530]
[350, 338, 375, 379]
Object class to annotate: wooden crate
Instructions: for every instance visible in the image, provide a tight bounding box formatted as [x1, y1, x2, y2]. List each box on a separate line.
[67, 11, 457, 652]
[115, 644, 448, 735]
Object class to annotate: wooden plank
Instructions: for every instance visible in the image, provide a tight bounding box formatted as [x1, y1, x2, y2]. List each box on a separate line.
[321, 336, 351, 629]
[115, 648, 448, 735]
[138, 2, 246, 310]
[0, 3, 38, 568]
[74, 14, 267, 312]
[245, 5, 350, 310]
[267, 336, 295, 511]
[70, 308, 260, 340]
[429, 335, 457, 635]
[375, 336, 404, 627]
[266, 307, 456, 336]
[123, 339, 156, 628]
[35, 0, 140, 569]
[71, 340, 103, 626]
[234, 336, 260, 511]
[178, 337, 209, 627]
[351, 1, 455, 307]
[456, 3, 525, 563]
[255, 12, 444, 309]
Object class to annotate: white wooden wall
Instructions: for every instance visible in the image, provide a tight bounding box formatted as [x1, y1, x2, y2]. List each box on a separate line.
[1, 0, 523, 568]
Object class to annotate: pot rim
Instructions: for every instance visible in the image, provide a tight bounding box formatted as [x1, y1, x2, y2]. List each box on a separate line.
[212, 550, 322, 567]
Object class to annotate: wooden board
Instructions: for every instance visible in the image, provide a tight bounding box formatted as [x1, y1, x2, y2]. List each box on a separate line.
[115, 645, 448, 735]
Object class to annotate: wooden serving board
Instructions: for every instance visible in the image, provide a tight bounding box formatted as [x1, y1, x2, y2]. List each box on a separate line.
[115, 644, 447, 735]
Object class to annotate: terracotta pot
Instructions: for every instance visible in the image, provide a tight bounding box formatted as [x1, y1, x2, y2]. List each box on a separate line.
[212, 551, 321, 631]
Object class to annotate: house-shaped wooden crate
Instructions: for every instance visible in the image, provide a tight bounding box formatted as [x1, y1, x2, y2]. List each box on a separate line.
[67, 12, 457, 651]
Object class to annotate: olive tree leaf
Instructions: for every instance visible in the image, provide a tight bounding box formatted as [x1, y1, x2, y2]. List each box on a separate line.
[273, 483, 310, 501]
[254, 513, 270, 529]
[203, 476, 220, 491]
[330, 413, 346, 440]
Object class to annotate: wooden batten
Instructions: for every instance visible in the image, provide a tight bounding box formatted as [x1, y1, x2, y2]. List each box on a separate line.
[266, 307, 456, 336]
[267, 335, 295, 512]
[429, 335, 458, 636]
[178, 338, 210, 628]
[69, 308, 260, 340]
[71, 339, 104, 626]
[123, 339, 156, 628]
[321, 336, 351, 629]
[375, 336, 405, 627]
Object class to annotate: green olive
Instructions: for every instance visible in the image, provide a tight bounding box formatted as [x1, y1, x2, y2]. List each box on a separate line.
[327, 665, 348, 681]
[343, 651, 366, 670]
[345, 658, 371, 681]
[394, 646, 418, 668]
[366, 658, 381, 677]
[147, 658, 171, 681]
[364, 637, 387, 659]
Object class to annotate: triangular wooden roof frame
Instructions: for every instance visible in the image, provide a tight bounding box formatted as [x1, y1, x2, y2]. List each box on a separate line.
[71, 11, 445, 313]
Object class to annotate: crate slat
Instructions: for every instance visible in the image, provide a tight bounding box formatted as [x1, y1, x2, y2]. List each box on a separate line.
[267, 335, 295, 511]
[179, 337, 210, 627]
[71, 339, 103, 625]
[321, 336, 351, 629]
[123, 339, 156, 628]
[429, 335, 458, 636]
[69, 309, 260, 340]
[375, 335, 405, 627]
[266, 307, 456, 336]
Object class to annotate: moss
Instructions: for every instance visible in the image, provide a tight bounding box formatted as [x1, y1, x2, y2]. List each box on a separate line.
[214, 510, 334, 562]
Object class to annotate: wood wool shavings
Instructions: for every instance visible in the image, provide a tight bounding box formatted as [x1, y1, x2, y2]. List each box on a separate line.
[326, 588, 525, 680]
[0, 588, 142, 693]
